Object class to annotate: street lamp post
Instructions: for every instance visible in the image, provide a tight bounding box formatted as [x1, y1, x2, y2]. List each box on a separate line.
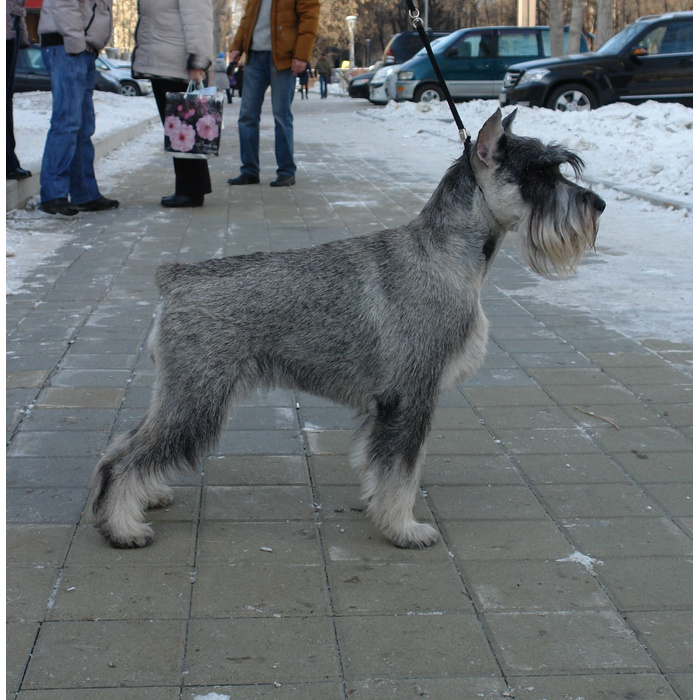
[345, 15, 357, 69]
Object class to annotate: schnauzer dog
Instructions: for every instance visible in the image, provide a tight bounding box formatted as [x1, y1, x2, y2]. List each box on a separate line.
[92, 109, 604, 549]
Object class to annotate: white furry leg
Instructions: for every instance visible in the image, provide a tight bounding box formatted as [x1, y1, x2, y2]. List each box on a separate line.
[143, 475, 174, 509]
[358, 455, 438, 549]
[92, 466, 155, 549]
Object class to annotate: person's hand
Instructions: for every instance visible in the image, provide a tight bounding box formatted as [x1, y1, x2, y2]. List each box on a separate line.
[189, 69, 206, 83]
[291, 58, 307, 75]
[230, 50, 241, 65]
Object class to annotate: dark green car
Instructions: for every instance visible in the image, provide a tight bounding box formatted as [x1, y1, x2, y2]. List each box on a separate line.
[396, 26, 590, 102]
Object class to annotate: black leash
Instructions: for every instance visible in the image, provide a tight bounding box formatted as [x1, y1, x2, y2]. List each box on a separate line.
[404, 0, 469, 143]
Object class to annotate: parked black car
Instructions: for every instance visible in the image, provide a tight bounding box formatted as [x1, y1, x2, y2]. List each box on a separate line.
[347, 29, 450, 100]
[13, 44, 122, 94]
[500, 11, 692, 111]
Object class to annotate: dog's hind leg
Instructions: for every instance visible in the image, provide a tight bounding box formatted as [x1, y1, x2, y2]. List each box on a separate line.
[91, 368, 235, 548]
[352, 395, 439, 548]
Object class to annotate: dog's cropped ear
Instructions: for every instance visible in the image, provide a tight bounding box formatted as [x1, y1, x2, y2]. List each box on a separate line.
[476, 109, 504, 167]
[502, 108, 517, 135]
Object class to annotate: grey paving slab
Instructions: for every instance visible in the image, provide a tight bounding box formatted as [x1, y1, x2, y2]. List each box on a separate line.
[596, 555, 692, 612]
[46, 566, 193, 621]
[337, 613, 501, 680]
[6, 566, 57, 622]
[510, 674, 682, 699]
[6, 457, 95, 488]
[6, 98, 691, 698]
[326, 560, 472, 615]
[626, 610, 693, 674]
[484, 610, 657, 675]
[17, 689, 180, 700]
[462, 559, 610, 613]
[203, 454, 309, 486]
[23, 620, 187, 689]
[345, 677, 510, 699]
[190, 563, 331, 618]
[183, 685, 345, 700]
[184, 617, 340, 686]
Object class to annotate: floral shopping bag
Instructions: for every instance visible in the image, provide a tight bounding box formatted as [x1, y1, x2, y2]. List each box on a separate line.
[164, 81, 224, 158]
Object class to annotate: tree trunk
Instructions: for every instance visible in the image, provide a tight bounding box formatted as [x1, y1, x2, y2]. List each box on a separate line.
[549, 0, 565, 57]
[567, 0, 584, 54]
[596, 0, 614, 49]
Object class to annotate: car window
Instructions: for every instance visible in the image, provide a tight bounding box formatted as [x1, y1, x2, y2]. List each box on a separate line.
[452, 32, 493, 58]
[416, 34, 455, 56]
[497, 31, 538, 57]
[21, 47, 48, 72]
[635, 21, 692, 55]
[597, 23, 646, 55]
[403, 36, 425, 55]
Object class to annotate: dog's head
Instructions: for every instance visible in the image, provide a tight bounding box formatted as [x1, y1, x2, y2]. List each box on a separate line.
[472, 109, 605, 278]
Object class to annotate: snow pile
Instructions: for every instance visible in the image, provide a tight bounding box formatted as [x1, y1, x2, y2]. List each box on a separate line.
[12, 89, 158, 172]
[361, 98, 693, 203]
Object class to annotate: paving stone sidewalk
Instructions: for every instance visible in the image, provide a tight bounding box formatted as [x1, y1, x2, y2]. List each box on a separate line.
[6, 98, 692, 700]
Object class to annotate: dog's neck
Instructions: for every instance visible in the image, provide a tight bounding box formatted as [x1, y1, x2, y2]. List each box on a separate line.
[413, 144, 509, 263]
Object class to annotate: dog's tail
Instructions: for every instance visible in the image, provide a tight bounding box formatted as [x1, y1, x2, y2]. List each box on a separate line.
[155, 262, 195, 295]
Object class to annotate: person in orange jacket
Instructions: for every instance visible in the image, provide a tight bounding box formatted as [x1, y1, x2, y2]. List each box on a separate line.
[227, 0, 319, 187]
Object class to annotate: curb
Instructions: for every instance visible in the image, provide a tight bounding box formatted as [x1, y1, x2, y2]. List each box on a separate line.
[5, 116, 160, 212]
[580, 175, 692, 212]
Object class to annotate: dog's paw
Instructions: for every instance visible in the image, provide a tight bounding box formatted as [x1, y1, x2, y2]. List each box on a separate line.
[388, 521, 439, 549]
[95, 522, 155, 549]
[146, 486, 174, 509]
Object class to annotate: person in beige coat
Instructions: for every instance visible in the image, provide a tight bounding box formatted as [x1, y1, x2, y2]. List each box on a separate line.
[132, 0, 213, 208]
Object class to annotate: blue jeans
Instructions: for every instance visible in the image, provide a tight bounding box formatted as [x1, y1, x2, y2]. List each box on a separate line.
[319, 74, 329, 98]
[238, 51, 296, 179]
[40, 46, 101, 204]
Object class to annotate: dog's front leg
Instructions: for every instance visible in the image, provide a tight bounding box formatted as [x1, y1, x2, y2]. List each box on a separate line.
[352, 397, 439, 549]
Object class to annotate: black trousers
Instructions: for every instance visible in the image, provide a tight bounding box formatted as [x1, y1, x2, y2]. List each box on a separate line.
[6, 25, 21, 172]
[151, 77, 212, 197]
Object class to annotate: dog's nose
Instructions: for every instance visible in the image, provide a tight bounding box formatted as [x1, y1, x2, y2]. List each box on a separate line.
[591, 194, 606, 213]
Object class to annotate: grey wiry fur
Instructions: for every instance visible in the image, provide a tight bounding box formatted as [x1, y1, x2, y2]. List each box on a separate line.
[91, 109, 604, 549]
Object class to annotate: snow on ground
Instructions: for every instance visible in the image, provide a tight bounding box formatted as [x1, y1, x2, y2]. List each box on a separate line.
[5, 89, 693, 345]
[11, 90, 158, 171]
[6, 91, 159, 295]
[361, 98, 693, 202]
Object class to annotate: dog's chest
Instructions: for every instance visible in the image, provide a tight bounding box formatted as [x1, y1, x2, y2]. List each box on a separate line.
[438, 306, 489, 392]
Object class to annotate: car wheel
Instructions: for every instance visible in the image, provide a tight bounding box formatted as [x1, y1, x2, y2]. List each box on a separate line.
[120, 81, 140, 97]
[546, 84, 597, 112]
[414, 84, 445, 103]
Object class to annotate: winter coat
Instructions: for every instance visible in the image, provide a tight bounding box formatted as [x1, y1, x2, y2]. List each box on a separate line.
[214, 55, 229, 90]
[231, 0, 320, 71]
[314, 55, 331, 77]
[7, 0, 30, 45]
[132, 0, 213, 82]
[38, 0, 113, 55]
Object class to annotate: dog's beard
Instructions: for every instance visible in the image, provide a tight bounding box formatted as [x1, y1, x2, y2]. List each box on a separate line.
[518, 189, 599, 279]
